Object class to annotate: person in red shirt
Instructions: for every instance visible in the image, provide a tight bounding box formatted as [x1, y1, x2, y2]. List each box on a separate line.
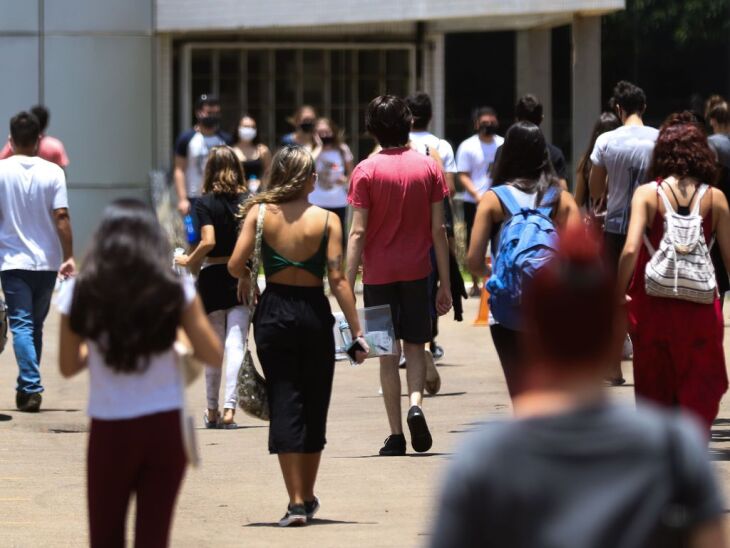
[0, 106, 69, 169]
[346, 95, 452, 456]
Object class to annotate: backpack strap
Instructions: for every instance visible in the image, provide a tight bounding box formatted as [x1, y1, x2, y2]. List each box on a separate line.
[491, 185, 522, 216]
[538, 186, 561, 217]
[690, 184, 709, 216]
[656, 184, 677, 215]
[643, 182, 662, 256]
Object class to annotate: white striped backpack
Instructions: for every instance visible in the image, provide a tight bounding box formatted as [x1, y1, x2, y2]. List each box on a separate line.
[644, 181, 717, 304]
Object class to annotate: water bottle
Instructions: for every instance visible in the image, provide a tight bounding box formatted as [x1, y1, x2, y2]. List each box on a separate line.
[183, 214, 197, 244]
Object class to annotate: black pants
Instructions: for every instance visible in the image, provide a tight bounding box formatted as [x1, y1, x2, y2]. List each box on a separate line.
[490, 324, 525, 399]
[463, 201, 477, 250]
[254, 283, 335, 453]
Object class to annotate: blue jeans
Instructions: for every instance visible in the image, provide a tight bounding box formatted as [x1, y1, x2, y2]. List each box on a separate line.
[0, 270, 57, 394]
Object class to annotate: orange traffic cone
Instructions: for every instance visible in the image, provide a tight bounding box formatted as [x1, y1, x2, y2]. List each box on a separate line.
[473, 286, 490, 326]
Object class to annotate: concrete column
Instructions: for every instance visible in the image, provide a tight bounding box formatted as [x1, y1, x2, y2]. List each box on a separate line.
[571, 15, 601, 166]
[155, 33, 173, 171]
[516, 28, 552, 140]
[425, 32, 446, 138]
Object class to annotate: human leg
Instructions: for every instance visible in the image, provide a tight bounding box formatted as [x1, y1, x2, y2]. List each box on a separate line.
[204, 310, 225, 424]
[134, 411, 187, 548]
[463, 201, 479, 293]
[399, 278, 435, 405]
[30, 271, 57, 365]
[489, 324, 525, 399]
[604, 232, 627, 381]
[0, 270, 43, 396]
[380, 353, 403, 435]
[87, 419, 139, 548]
[222, 306, 249, 422]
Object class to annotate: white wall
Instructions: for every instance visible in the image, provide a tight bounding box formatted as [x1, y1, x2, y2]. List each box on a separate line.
[0, 0, 156, 255]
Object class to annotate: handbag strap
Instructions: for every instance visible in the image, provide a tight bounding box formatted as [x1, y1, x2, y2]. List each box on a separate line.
[245, 204, 266, 339]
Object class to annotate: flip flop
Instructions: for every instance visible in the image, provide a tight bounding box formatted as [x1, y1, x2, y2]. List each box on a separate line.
[203, 410, 220, 429]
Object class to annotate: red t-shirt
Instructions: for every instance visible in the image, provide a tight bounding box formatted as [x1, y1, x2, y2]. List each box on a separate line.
[348, 147, 448, 285]
[0, 136, 69, 167]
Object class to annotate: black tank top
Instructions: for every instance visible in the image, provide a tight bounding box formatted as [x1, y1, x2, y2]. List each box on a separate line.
[242, 158, 263, 181]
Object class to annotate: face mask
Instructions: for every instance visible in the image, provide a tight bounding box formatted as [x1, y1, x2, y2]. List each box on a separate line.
[200, 115, 220, 129]
[299, 121, 315, 133]
[238, 127, 257, 141]
[479, 123, 498, 136]
[320, 135, 335, 146]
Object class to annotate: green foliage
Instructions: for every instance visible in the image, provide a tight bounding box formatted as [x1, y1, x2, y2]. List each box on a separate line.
[608, 0, 730, 47]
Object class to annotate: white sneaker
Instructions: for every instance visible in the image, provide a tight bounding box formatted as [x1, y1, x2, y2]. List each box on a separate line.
[622, 334, 633, 360]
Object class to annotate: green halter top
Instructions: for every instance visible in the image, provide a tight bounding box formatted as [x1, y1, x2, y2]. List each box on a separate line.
[261, 212, 329, 278]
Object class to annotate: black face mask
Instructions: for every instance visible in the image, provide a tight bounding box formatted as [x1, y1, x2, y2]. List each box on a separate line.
[299, 121, 315, 133]
[320, 136, 335, 146]
[479, 123, 498, 136]
[200, 115, 220, 129]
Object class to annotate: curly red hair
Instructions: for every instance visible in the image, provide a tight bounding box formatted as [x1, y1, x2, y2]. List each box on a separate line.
[648, 121, 717, 183]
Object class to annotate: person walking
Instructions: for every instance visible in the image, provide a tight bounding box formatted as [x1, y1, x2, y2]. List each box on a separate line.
[346, 95, 452, 456]
[58, 199, 223, 548]
[309, 117, 354, 247]
[280, 105, 319, 150]
[589, 80, 659, 382]
[232, 114, 271, 193]
[574, 112, 621, 213]
[456, 107, 503, 296]
[432, 226, 727, 548]
[707, 100, 730, 303]
[173, 94, 230, 236]
[0, 111, 75, 412]
[617, 120, 730, 432]
[0, 105, 69, 169]
[466, 122, 580, 399]
[228, 145, 367, 526]
[175, 146, 250, 428]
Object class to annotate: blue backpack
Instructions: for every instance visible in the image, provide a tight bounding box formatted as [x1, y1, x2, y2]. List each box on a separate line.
[486, 186, 560, 330]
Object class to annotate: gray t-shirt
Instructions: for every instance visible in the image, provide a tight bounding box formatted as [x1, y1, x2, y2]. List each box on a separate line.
[591, 125, 659, 234]
[709, 133, 730, 169]
[430, 402, 723, 548]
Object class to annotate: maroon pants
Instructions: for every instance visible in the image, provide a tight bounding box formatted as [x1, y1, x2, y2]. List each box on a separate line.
[88, 410, 187, 548]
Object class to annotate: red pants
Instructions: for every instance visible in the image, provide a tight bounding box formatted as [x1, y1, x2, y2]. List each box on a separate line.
[631, 298, 728, 433]
[88, 410, 187, 548]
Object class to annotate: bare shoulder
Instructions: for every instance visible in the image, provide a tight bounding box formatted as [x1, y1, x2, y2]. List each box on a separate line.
[635, 182, 658, 200]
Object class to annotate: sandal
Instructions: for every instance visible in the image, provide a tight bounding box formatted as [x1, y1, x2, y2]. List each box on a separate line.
[221, 409, 238, 429]
[203, 409, 220, 429]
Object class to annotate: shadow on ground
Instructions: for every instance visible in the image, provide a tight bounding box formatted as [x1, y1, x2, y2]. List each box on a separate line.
[245, 519, 378, 527]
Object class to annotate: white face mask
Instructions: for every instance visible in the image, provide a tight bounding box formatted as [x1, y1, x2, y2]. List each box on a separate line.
[238, 127, 257, 142]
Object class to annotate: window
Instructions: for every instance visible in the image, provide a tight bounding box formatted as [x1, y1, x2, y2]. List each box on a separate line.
[182, 45, 414, 161]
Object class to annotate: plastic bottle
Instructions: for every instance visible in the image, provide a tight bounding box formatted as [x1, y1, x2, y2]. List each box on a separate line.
[183, 214, 197, 244]
[248, 174, 260, 194]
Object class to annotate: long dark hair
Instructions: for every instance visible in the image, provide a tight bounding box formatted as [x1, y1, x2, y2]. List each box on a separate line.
[576, 112, 621, 186]
[69, 199, 185, 373]
[491, 121, 561, 205]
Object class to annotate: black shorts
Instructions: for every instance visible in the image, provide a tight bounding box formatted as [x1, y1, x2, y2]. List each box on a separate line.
[364, 277, 432, 344]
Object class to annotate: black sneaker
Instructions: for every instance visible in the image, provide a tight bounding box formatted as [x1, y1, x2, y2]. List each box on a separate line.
[278, 504, 307, 527]
[304, 496, 320, 519]
[407, 406, 433, 453]
[16, 391, 42, 413]
[379, 433, 406, 456]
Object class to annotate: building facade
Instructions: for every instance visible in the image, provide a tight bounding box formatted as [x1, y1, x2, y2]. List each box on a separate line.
[0, 0, 623, 249]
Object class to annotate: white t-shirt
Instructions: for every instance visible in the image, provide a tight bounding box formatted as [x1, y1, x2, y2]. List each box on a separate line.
[0, 155, 68, 271]
[56, 276, 197, 420]
[590, 125, 659, 235]
[409, 131, 457, 174]
[309, 145, 354, 209]
[456, 134, 505, 204]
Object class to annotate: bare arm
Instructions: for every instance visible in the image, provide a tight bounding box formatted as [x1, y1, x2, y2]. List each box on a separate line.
[228, 204, 258, 279]
[616, 185, 653, 299]
[445, 173, 456, 197]
[589, 164, 608, 202]
[713, 188, 730, 278]
[175, 225, 215, 269]
[692, 519, 727, 548]
[327, 217, 363, 330]
[458, 172, 479, 201]
[59, 315, 88, 378]
[174, 155, 189, 215]
[431, 200, 452, 315]
[54, 207, 75, 278]
[555, 191, 582, 229]
[467, 191, 499, 278]
[346, 207, 368, 291]
[181, 295, 223, 366]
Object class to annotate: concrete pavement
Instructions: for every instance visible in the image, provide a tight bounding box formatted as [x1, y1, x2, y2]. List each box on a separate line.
[1, 296, 730, 547]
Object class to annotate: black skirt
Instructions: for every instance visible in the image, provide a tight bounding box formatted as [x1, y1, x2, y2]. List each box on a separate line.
[197, 264, 239, 314]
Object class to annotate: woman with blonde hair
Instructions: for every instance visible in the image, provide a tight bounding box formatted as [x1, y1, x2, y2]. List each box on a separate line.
[176, 146, 250, 428]
[229, 145, 367, 526]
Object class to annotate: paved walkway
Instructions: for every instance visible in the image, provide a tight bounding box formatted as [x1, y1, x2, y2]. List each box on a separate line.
[1, 296, 730, 547]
